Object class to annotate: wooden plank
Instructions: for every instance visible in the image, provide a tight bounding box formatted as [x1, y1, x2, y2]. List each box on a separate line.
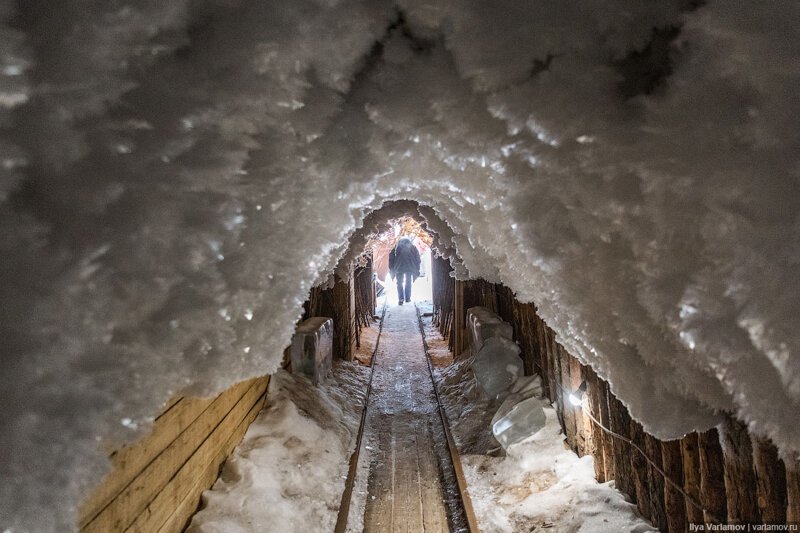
[585, 369, 606, 482]
[126, 377, 269, 533]
[608, 393, 635, 501]
[570, 358, 587, 455]
[559, 346, 578, 452]
[630, 420, 651, 518]
[80, 382, 253, 531]
[698, 428, 727, 524]
[787, 455, 800, 523]
[539, 318, 556, 403]
[454, 279, 464, 356]
[752, 436, 787, 524]
[645, 433, 668, 531]
[79, 395, 215, 527]
[83, 377, 263, 532]
[157, 383, 268, 533]
[596, 379, 616, 483]
[719, 416, 760, 524]
[681, 433, 705, 525]
[662, 439, 686, 533]
[393, 415, 423, 533]
[416, 420, 449, 531]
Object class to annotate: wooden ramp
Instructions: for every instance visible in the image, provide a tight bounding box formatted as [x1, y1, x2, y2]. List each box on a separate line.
[359, 303, 463, 532]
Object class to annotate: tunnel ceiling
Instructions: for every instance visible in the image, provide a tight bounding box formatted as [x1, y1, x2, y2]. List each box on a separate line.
[2, 1, 800, 529]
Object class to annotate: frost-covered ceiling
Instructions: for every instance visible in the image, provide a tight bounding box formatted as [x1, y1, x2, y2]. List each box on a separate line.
[1, 0, 799, 529]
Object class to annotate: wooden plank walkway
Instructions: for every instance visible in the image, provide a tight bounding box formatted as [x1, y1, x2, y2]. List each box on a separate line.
[361, 304, 452, 532]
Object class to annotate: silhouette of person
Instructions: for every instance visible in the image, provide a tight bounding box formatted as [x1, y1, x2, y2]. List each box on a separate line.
[388, 237, 421, 305]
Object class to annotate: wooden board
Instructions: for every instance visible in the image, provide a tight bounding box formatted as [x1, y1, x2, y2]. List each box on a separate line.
[698, 428, 727, 524]
[79, 395, 215, 527]
[752, 436, 787, 524]
[720, 416, 761, 524]
[681, 433, 705, 525]
[662, 439, 686, 532]
[80, 376, 268, 532]
[126, 377, 269, 532]
[155, 385, 268, 533]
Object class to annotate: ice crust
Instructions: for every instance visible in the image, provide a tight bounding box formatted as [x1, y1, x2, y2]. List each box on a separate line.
[491, 375, 548, 453]
[290, 317, 333, 385]
[2, 1, 800, 529]
[468, 306, 514, 350]
[472, 337, 523, 400]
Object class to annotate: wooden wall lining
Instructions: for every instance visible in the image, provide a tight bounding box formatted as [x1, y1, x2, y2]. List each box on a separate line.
[439, 277, 796, 530]
[79, 375, 269, 533]
[308, 271, 356, 361]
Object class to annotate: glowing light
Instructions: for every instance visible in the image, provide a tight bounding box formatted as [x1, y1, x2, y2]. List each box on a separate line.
[567, 380, 587, 407]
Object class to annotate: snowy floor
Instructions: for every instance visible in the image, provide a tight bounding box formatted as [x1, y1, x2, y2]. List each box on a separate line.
[186, 361, 369, 533]
[354, 321, 380, 366]
[348, 302, 466, 531]
[427, 318, 656, 533]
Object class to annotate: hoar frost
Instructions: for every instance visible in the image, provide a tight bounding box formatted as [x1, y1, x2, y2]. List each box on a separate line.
[1, 1, 799, 530]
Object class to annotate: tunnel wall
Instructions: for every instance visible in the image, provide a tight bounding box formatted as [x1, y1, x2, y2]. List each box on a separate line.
[307, 271, 356, 361]
[432, 264, 800, 529]
[78, 375, 269, 533]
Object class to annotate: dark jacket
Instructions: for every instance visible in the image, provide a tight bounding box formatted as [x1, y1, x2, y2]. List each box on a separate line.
[389, 237, 421, 278]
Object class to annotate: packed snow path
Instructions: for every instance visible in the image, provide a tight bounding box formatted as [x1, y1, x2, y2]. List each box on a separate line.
[357, 303, 467, 532]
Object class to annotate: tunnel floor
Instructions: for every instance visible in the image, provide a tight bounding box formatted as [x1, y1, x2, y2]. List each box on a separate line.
[358, 303, 467, 532]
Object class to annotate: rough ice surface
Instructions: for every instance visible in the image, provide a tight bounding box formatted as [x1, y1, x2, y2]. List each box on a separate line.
[467, 306, 514, 350]
[290, 317, 333, 385]
[491, 376, 547, 453]
[492, 397, 547, 453]
[472, 337, 524, 400]
[1, 0, 800, 529]
[186, 362, 368, 533]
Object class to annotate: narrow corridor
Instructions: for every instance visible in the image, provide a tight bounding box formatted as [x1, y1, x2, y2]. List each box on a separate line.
[359, 304, 466, 532]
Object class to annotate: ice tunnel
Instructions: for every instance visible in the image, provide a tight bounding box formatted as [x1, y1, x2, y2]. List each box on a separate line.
[1, 0, 799, 531]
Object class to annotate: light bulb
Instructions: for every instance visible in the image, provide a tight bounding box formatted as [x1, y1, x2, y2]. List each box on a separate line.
[568, 393, 582, 407]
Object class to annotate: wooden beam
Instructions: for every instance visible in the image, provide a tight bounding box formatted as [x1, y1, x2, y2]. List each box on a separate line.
[585, 368, 606, 482]
[596, 379, 616, 483]
[681, 433, 705, 525]
[662, 439, 686, 532]
[787, 455, 800, 524]
[719, 416, 760, 524]
[752, 436, 787, 524]
[645, 433, 668, 531]
[698, 428, 727, 524]
[630, 420, 651, 518]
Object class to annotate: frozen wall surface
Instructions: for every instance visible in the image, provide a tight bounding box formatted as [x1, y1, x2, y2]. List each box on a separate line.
[1, 0, 798, 530]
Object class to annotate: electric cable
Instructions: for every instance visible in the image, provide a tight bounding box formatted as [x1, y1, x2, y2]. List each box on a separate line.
[560, 384, 723, 525]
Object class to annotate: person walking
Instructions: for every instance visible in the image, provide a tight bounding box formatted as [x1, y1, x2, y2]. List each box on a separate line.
[388, 236, 421, 305]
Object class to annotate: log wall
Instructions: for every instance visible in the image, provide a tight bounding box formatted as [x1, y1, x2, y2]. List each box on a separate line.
[308, 270, 356, 361]
[433, 270, 796, 530]
[354, 255, 376, 348]
[79, 375, 269, 533]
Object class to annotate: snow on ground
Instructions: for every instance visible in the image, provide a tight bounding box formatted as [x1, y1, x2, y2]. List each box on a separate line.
[430, 320, 654, 532]
[186, 361, 369, 533]
[462, 410, 656, 533]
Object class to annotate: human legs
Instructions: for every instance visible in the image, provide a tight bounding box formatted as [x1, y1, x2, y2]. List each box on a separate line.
[396, 274, 405, 303]
[403, 272, 413, 302]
